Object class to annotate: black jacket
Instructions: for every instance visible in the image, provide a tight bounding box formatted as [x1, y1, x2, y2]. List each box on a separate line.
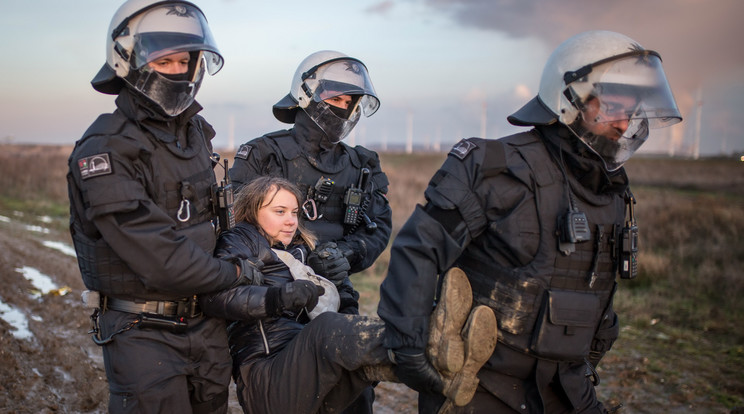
[67, 88, 237, 300]
[378, 124, 627, 412]
[229, 111, 392, 275]
[199, 221, 355, 375]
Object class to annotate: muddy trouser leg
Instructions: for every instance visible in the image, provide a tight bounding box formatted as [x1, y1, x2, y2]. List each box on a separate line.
[339, 386, 375, 414]
[236, 312, 389, 414]
[100, 310, 231, 414]
[419, 389, 517, 414]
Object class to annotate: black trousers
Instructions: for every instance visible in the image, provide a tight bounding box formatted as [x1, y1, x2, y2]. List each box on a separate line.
[235, 312, 389, 414]
[100, 310, 231, 414]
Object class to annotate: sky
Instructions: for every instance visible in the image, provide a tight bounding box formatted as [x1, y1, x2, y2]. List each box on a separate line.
[1, 0, 742, 157]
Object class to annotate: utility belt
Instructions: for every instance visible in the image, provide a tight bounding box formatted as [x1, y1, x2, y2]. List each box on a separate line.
[104, 296, 202, 319]
[82, 291, 201, 345]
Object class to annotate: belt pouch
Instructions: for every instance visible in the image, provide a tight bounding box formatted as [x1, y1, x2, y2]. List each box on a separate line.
[530, 290, 600, 361]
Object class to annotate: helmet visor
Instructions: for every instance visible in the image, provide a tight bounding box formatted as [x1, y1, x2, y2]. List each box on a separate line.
[565, 53, 681, 171]
[569, 53, 681, 128]
[304, 59, 380, 117]
[128, 3, 223, 75]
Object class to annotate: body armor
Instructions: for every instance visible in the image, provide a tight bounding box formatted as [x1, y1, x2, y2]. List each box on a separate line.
[68, 107, 219, 300]
[231, 129, 391, 272]
[453, 132, 624, 361]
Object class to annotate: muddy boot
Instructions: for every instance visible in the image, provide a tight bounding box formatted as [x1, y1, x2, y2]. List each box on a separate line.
[427, 267, 473, 374]
[441, 305, 498, 408]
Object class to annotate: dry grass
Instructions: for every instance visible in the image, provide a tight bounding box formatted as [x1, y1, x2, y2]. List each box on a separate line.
[2, 144, 743, 412]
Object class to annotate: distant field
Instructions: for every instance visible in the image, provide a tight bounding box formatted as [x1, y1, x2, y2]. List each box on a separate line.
[0, 144, 742, 412]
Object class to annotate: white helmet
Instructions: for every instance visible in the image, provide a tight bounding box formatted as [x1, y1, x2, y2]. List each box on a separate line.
[508, 30, 682, 171]
[273, 50, 380, 142]
[92, 0, 224, 116]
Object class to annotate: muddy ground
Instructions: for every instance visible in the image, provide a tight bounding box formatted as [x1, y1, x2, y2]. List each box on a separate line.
[0, 196, 740, 413]
[0, 208, 419, 413]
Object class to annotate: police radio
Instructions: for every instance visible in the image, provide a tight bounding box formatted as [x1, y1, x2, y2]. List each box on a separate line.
[212, 154, 235, 233]
[343, 168, 369, 226]
[558, 191, 591, 256]
[620, 191, 639, 279]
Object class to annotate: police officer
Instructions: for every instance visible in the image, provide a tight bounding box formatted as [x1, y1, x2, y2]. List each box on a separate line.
[230, 51, 391, 316]
[377, 30, 682, 413]
[67, 1, 246, 412]
[229, 50, 392, 413]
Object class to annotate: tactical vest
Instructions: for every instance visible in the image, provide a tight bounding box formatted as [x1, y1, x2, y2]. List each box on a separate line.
[68, 111, 218, 300]
[460, 132, 626, 362]
[247, 131, 384, 241]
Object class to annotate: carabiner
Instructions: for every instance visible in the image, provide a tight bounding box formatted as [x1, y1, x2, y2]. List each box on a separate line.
[302, 198, 320, 221]
[177, 198, 191, 222]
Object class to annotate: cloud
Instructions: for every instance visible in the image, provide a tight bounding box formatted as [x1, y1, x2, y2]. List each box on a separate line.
[421, 0, 744, 155]
[366, 1, 395, 15]
[421, 0, 744, 91]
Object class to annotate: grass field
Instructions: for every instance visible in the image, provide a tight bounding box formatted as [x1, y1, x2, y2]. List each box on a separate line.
[1, 144, 742, 412]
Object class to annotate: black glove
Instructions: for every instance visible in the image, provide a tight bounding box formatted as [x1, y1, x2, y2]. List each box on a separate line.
[232, 247, 273, 287]
[231, 258, 264, 288]
[390, 348, 444, 394]
[307, 242, 351, 285]
[265, 280, 325, 316]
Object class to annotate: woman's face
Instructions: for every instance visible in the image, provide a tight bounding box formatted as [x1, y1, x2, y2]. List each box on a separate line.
[257, 187, 299, 246]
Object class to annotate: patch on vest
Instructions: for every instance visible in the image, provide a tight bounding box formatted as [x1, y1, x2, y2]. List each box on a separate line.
[235, 144, 252, 160]
[449, 139, 478, 160]
[78, 153, 112, 180]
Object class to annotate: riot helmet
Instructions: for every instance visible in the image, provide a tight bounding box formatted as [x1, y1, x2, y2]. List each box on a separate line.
[508, 30, 681, 171]
[91, 0, 224, 117]
[273, 50, 380, 143]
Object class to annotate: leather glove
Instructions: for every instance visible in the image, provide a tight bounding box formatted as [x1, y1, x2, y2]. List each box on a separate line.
[389, 348, 444, 394]
[307, 242, 351, 285]
[265, 280, 325, 316]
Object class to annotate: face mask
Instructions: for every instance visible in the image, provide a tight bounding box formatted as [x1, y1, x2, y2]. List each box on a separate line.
[160, 72, 190, 82]
[304, 99, 361, 143]
[126, 64, 204, 117]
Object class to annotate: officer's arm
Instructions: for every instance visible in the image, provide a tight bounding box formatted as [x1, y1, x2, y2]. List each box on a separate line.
[92, 200, 238, 295]
[78, 146, 238, 296]
[377, 154, 485, 350]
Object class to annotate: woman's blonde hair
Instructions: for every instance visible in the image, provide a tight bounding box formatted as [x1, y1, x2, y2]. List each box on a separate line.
[233, 176, 317, 249]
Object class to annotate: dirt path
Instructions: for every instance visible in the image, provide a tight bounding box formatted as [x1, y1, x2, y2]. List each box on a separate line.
[0, 210, 419, 413]
[0, 206, 737, 413]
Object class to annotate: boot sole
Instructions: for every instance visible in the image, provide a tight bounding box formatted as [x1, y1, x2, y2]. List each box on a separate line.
[443, 305, 498, 407]
[427, 267, 473, 374]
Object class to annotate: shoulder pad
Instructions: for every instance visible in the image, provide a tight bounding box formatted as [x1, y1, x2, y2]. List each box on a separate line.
[264, 129, 292, 139]
[267, 131, 302, 160]
[347, 144, 379, 169]
[235, 132, 284, 161]
[449, 138, 479, 160]
[81, 113, 126, 140]
[193, 115, 216, 141]
[482, 140, 507, 178]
